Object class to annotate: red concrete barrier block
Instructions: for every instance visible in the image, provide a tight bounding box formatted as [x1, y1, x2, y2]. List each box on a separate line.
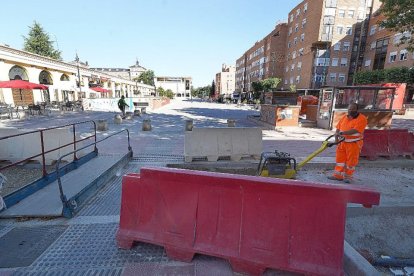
[117, 168, 380, 276]
[360, 129, 389, 160]
[387, 129, 413, 159]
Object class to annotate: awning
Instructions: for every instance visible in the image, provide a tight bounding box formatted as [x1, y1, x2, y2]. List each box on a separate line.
[91, 87, 110, 93]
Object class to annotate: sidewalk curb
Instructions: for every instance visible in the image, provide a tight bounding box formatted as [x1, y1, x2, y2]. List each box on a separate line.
[344, 241, 379, 276]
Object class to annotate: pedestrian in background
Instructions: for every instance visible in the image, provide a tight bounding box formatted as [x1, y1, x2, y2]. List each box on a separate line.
[328, 103, 368, 183]
[117, 95, 129, 117]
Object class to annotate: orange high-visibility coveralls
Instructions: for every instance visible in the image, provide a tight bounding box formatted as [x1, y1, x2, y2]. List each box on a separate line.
[332, 113, 368, 181]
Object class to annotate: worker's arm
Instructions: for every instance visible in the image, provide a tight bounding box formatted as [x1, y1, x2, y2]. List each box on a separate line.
[338, 129, 360, 135]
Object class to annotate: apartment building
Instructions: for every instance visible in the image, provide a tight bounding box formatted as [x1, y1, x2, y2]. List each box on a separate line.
[361, 12, 414, 72]
[283, 0, 381, 91]
[235, 23, 287, 93]
[215, 64, 235, 100]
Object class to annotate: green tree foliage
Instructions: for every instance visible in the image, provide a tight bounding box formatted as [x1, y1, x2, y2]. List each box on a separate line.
[353, 67, 414, 84]
[192, 85, 212, 98]
[261, 77, 281, 92]
[379, 0, 414, 51]
[157, 87, 174, 99]
[251, 81, 263, 99]
[23, 21, 62, 60]
[157, 86, 165, 96]
[135, 70, 155, 86]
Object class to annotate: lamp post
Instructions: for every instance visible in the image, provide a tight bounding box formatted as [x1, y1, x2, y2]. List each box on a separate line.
[75, 53, 82, 99]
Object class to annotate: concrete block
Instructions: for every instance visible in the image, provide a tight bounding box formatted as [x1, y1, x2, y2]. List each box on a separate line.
[114, 114, 122, 124]
[97, 119, 108, 131]
[184, 127, 263, 162]
[142, 119, 152, 131]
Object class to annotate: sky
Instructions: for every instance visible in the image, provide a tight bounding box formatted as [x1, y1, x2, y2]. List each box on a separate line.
[0, 0, 300, 87]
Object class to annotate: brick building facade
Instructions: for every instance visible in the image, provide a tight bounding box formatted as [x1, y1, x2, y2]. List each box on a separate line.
[234, 0, 414, 94]
[235, 23, 287, 93]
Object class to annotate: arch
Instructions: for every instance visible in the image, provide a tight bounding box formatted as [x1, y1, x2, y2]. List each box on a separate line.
[8, 65, 29, 80]
[39, 70, 53, 85]
[60, 74, 70, 81]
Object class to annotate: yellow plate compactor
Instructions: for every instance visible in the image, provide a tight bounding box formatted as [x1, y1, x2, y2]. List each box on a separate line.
[257, 134, 344, 179]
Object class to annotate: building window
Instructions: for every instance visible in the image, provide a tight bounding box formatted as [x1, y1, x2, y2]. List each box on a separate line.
[330, 73, 337, 82]
[346, 26, 353, 35]
[334, 42, 341, 51]
[284, 79, 288, 85]
[400, 50, 408, 61]
[292, 51, 297, 59]
[340, 58, 348, 66]
[332, 58, 339, 66]
[295, 23, 299, 32]
[294, 37, 298, 44]
[364, 59, 371, 67]
[290, 77, 294, 84]
[304, 3, 308, 12]
[296, 76, 301, 83]
[389, 52, 397, 62]
[296, 9, 301, 17]
[288, 42, 291, 48]
[291, 64, 295, 71]
[370, 25, 377, 36]
[325, 0, 337, 8]
[338, 9, 345, 17]
[290, 14, 294, 22]
[337, 26, 344, 35]
[347, 10, 355, 18]
[338, 74, 346, 83]
[301, 33, 305, 41]
[370, 41, 376, 49]
[299, 48, 304, 56]
[289, 27, 292, 36]
[302, 18, 307, 28]
[297, 62, 302, 70]
[343, 42, 351, 51]
[286, 66, 289, 72]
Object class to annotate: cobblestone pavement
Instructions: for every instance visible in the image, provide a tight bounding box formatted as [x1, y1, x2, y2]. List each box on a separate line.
[0, 99, 413, 275]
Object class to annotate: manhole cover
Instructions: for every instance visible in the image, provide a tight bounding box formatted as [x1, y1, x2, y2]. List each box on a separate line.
[0, 225, 67, 268]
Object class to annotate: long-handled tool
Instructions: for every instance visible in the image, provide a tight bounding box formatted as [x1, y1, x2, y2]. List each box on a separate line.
[257, 134, 344, 179]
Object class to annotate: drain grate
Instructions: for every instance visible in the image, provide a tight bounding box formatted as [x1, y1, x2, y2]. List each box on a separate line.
[30, 223, 168, 270]
[131, 154, 184, 163]
[0, 225, 68, 268]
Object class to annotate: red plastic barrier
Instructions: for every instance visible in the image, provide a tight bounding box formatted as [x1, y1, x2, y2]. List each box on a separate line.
[361, 129, 414, 160]
[360, 129, 389, 160]
[116, 168, 380, 276]
[387, 129, 413, 159]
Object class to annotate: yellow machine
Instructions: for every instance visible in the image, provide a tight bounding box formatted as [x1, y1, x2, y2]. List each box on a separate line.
[257, 134, 344, 179]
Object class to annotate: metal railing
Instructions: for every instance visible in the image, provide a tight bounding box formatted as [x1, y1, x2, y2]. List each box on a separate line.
[55, 128, 131, 207]
[0, 121, 97, 177]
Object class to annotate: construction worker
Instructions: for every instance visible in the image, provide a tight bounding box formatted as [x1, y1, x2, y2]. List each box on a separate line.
[328, 103, 368, 183]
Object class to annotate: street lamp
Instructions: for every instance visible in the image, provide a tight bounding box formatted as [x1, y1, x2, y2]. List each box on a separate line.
[75, 53, 82, 98]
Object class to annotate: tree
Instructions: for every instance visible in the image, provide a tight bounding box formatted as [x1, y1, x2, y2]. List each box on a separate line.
[379, 0, 414, 51]
[157, 86, 165, 97]
[353, 67, 414, 84]
[251, 81, 263, 100]
[261, 77, 281, 92]
[134, 70, 155, 86]
[23, 21, 62, 60]
[210, 80, 216, 97]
